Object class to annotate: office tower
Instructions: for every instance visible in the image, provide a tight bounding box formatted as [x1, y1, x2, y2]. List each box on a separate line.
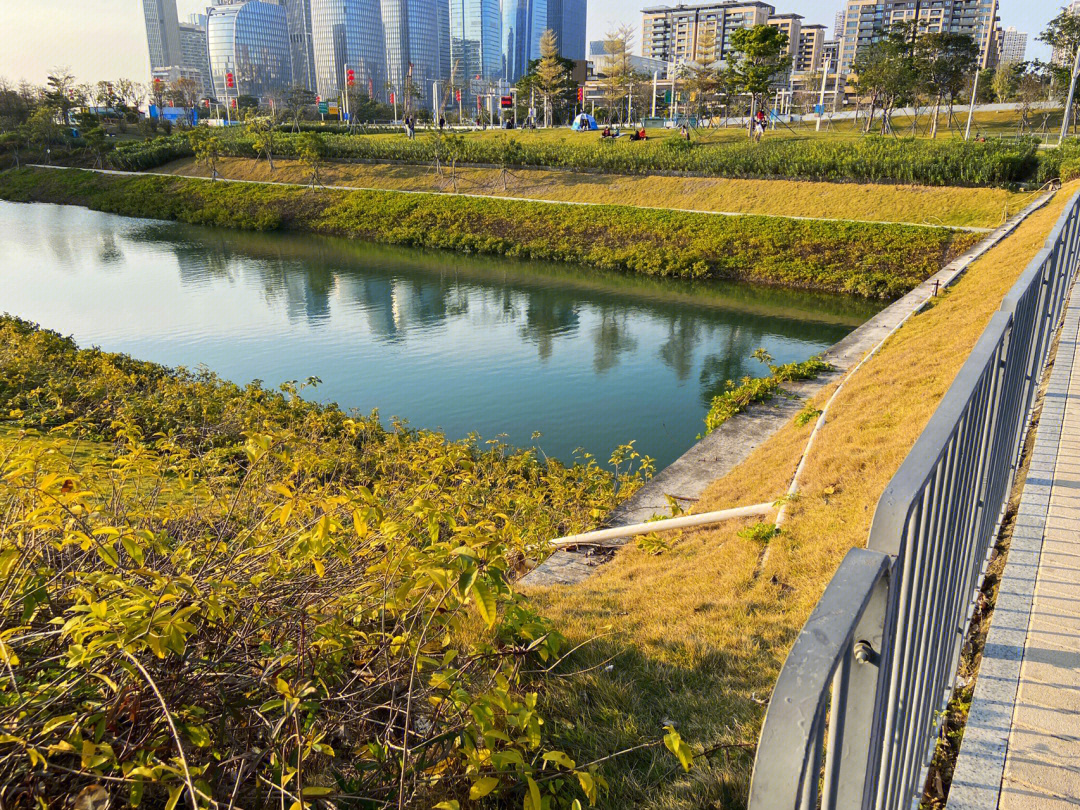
[280, 0, 318, 90]
[833, 8, 845, 39]
[142, 0, 183, 70]
[448, 0, 501, 94]
[642, 2, 775, 65]
[839, 0, 1000, 71]
[178, 18, 214, 97]
[310, 0, 387, 99]
[383, 0, 445, 98]
[188, 13, 208, 27]
[546, 0, 586, 61]
[997, 26, 1026, 66]
[503, 0, 548, 83]
[207, 0, 294, 102]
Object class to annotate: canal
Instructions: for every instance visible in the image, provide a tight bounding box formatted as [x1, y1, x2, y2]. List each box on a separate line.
[0, 201, 883, 468]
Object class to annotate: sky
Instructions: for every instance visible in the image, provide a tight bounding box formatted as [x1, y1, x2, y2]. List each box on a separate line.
[0, 0, 1061, 87]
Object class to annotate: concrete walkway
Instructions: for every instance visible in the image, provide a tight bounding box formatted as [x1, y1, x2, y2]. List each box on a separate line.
[949, 283, 1080, 809]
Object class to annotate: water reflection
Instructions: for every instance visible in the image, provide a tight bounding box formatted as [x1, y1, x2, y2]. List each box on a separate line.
[0, 202, 883, 467]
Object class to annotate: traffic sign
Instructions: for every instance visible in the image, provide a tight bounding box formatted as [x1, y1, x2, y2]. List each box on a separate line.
[318, 101, 329, 115]
[500, 95, 513, 109]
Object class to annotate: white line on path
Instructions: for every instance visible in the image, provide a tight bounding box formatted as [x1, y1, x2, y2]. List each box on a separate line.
[25, 163, 995, 233]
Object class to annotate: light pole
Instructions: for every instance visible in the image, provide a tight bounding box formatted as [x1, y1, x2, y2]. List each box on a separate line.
[652, 70, 658, 118]
[1060, 42, 1080, 145]
[964, 68, 980, 141]
[816, 56, 831, 132]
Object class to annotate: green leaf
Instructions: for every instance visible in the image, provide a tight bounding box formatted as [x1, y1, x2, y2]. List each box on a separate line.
[433, 803, 460, 810]
[471, 579, 497, 628]
[164, 785, 183, 810]
[469, 776, 500, 799]
[458, 566, 478, 597]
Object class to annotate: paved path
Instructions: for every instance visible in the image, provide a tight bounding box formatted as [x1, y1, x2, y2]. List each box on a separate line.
[950, 283, 1080, 809]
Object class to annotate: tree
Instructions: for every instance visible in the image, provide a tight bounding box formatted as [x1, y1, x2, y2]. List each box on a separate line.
[533, 29, 570, 127]
[727, 25, 791, 137]
[171, 77, 202, 127]
[246, 114, 278, 170]
[917, 32, 977, 137]
[600, 26, 635, 123]
[44, 68, 76, 125]
[83, 126, 112, 169]
[1040, 8, 1080, 94]
[188, 128, 223, 180]
[285, 85, 316, 132]
[992, 63, 1017, 103]
[688, 29, 722, 122]
[852, 22, 919, 134]
[149, 77, 167, 122]
[297, 131, 325, 188]
[25, 106, 62, 159]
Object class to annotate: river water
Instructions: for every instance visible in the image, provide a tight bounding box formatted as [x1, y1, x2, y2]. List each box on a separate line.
[0, 201, 882, 468]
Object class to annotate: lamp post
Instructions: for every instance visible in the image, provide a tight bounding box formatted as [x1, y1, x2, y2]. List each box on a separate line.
[1060, 42, 1080, 145]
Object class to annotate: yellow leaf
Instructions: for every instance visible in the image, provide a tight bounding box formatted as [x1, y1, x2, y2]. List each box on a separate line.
[469, 776, 499, 800]
[526, 776, 542, 810]
[471, 580, 496, 629]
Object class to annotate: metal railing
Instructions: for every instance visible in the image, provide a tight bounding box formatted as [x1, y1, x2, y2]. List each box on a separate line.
[749, 188, 1080, 810]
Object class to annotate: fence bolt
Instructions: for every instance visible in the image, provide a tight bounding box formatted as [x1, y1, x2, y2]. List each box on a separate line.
[853, 640, 879, 666]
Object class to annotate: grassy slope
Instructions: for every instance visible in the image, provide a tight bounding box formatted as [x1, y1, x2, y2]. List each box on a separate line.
[0, 167, 978, 298]
[161, 156, 1029, 229]
[528, 182, 1078, 810]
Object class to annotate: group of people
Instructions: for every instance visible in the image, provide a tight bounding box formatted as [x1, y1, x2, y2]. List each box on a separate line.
[752, 109, 767, 142]
[600, 125, 648, 142]
[402, 115, 415, 140]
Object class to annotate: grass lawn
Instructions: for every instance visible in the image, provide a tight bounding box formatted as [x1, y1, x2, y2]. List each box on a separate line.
[161, 155, 1031, 229]
[523, 181, 1079, 810]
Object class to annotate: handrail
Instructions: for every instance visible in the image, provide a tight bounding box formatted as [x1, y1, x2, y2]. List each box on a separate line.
[749, 189, 1080, 810]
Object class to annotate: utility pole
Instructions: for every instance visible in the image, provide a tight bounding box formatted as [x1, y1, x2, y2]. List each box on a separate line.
[816, 56, 831, 132]
[1060, 42, 1080, 145]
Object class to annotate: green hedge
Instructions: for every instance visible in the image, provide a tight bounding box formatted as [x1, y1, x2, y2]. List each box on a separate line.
[107, 130, 1047, 187]
[0, 167, 978, 299]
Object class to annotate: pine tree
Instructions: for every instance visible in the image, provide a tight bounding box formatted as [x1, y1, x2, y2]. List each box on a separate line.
[535, 29, 570, 127]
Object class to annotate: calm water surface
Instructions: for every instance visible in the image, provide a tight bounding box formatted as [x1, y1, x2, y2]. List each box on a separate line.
[0, 202, 883, 468]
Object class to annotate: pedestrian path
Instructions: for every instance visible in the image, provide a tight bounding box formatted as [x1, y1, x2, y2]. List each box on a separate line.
[949, 281, 1080, 809]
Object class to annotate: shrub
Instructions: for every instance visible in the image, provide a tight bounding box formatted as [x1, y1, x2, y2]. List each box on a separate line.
[0, 315, 645, 806]
[704, 355, 831, 433]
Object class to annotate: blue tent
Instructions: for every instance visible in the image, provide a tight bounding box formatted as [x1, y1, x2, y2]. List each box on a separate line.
[572, 113, 598, 131]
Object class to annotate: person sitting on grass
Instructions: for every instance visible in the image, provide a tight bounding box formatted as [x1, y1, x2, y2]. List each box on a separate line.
[601, 125, 612, 139]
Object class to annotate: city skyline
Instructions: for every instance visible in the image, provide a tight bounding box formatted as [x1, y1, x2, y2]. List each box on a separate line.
[0, 0, 1059, 85]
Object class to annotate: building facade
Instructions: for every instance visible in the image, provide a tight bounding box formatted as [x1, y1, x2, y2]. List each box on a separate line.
[641, 2, 774, 66]
[546, 0, 587, 61]
[310, 0, 387, 100]
[178, 19, 213, 97]
[142, 0, 183, 71]
[502, 0, 548, 83]
[997, 26, 1026, 66]
[281, 0, 317, 90]
[382, 0, 448, 100]
[839, 0, 1000, 72]
[795, 23, 825, 74]
[207, 0, 294, 102]
[448, 0, 502, 95]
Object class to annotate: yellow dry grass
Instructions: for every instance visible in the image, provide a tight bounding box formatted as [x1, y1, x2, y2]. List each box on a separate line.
[160, 156, 1029, 229]
[525, 182, 1079, 810]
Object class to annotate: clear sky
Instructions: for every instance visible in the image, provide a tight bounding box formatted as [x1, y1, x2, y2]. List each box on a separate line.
[0, 0, 1060, 86]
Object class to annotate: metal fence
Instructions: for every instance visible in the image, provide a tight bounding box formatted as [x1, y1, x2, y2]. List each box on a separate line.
[748, 188, 1080, 810]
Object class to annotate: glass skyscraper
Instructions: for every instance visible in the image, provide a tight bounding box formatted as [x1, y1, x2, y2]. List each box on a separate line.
[310, 0, 387, 100]
[281, 0, 318, 91]
[502, 0, 546, 84]
[207, 0, 293, 102]
[547, 0, 586, 62]
[382, 0, 446, 98]
[141, 0, 182, 70]
[448, 0, 501, 98]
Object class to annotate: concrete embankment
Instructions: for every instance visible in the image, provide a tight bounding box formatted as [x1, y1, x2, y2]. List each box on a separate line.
[523, 188, 1058, 588]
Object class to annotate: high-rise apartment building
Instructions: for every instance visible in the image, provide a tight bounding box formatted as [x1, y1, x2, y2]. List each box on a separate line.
[546, 0, 587, 61]
[448, 0, 502, 95]
[1052, 1, 1080, 67]
[141, 0, 183, 71]
[310, 0, 387, 100]
[503, 0, 548, 83]
[833, 9, 845, 39]
[178, 19, 214, 97]
[641, 2, 774, 65]
[383, 0, 449, 98]
[796, 23, 825, 74]
[767, 12, 801, 63]
[839, 0, 1000, 71]
[996, 26, 1026, 66]
[207, 0, 294, 101]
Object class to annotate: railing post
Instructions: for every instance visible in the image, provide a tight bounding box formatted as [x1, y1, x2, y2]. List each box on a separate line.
[824, 565, 890, 809]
